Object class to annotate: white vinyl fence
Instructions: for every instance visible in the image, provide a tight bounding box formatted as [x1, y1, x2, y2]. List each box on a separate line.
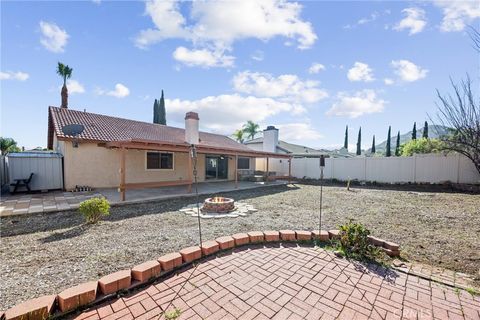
[0, 156, 7, 187]
[262, 154, 480, 184]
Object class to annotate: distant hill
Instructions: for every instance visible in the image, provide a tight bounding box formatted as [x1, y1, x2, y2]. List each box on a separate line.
[373, 125, 450, 153]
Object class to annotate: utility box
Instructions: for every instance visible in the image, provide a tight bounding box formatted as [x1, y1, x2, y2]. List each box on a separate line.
[6, 152, 63, 192]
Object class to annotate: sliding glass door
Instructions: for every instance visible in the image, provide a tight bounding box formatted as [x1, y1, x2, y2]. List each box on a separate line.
[205, 155, 228, 180]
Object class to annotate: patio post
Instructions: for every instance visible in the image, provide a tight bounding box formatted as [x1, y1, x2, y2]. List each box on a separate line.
[120, 146, 126, 201]
[187, 151, 192, 193]
[234, 154, 238, 188]
[266, 156, 269, 183]
[288, 157, 292, 184]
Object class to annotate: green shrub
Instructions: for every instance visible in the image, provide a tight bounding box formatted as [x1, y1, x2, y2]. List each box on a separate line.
[400, 138, 446, 156]
[337, 220, 379, 260]
[79, 197, 110, 223]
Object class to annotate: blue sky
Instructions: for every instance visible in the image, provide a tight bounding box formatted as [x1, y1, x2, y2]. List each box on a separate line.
[1, 0, 479, 150]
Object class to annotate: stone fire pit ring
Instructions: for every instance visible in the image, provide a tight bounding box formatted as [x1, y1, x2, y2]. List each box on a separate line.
[202, 197, 235, 213]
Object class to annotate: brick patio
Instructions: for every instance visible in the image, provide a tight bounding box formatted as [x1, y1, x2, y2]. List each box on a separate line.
[73, 246, 480, 320]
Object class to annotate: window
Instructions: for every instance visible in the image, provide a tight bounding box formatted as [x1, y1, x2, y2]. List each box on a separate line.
[146, 152, 173, 170]
[237, 157, 250, 170]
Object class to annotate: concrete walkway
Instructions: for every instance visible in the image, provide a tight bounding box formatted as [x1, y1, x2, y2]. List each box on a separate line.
[74, 246, 480, 320]
[0, 181, 288, 217]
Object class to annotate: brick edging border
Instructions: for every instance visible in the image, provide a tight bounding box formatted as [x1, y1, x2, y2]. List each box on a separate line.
[2, 230, 400, 320]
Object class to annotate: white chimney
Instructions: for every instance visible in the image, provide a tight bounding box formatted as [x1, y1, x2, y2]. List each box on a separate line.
[185, 111, 199, 145]
[263, 126, 278, 153]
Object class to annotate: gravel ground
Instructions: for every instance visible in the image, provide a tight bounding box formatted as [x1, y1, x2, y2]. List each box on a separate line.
[1, 183, 479, 310]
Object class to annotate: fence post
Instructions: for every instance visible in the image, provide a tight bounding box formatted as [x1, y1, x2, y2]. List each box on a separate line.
[413, 154, 417, 183]
[364, 157, 367, 182]
[332, 158, 335, 180]
[456, 153, 461, 184]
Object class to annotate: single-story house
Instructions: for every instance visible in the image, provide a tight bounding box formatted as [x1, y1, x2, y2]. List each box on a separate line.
[47, 106, 291, 200]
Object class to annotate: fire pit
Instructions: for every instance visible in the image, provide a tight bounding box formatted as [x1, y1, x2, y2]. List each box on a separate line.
[202, 197, 235, 213]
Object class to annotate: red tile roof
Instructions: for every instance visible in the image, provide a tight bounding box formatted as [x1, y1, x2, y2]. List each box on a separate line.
[47, 106, 254, 153]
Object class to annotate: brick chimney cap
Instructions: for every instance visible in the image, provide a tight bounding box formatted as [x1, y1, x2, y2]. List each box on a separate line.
[185, 112, 199, 120]
[265, 125, 278, 131]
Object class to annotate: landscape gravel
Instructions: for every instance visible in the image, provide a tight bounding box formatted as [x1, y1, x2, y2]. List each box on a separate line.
[1, 183, 479, 310]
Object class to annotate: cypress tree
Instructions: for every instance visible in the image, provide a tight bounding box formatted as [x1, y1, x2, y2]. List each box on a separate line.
[356, 127, 361, 155]
[395, 131, 401, 156]
[423, 121, 428, 139]
[386, 126, 391, 157]
[412, 122, 417, 140]
[344, 125, 348, 151]
[158, 90, 166, 125]
[153, 99, 159, 123]
[371, 135, 376, 154]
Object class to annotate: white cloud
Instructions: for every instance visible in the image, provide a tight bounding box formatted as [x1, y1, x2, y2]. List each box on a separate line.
[39, 21, 69, 53]
[391, 59, 428, 82]
[276, 123, 324, 142]
[343, 10, 390, 29]
[358, 12, 379, 25]
[394, 7, 427, 35]
[347, 62, 375, 82]
[166, 94, 303, 133]
[96, 83, 130, 98]
[308, 63, 325, 74]
[384, 78, 394, 85]
[136, 0, 317, 67]
[434, 0, 480, 32]
[0, 71, 29, 81]
[326, 89, 386, 118]
[232, 71, 328, 104]
[59, 80, 85, 94]
[172, 47, 234, 68]
[250, 50, 264, 61]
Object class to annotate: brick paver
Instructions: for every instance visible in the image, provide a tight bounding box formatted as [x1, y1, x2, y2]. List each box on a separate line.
[0, 191, 102, 217]
[75, 246, 480, 320]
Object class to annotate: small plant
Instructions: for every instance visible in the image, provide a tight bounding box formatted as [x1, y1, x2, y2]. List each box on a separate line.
[466, 287, 479, 296]
[165, 308, 182, 320]
[78, 197, 110, 223]
[336, 220, 380, 261]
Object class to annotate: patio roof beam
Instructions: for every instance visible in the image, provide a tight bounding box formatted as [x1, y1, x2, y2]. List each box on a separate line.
[105, 141, 291, 159]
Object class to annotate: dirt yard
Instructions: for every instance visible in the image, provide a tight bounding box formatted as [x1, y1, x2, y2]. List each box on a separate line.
[1, 183, 479, 310]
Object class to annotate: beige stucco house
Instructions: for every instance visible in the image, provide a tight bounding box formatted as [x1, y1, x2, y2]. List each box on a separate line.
[47, 106, 290, 200]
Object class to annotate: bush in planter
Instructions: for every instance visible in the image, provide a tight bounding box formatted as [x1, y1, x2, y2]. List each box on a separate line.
[79, 197, 110, 223]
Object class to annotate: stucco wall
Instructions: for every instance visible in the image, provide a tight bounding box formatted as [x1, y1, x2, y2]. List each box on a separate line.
[59, 141, 246, 190]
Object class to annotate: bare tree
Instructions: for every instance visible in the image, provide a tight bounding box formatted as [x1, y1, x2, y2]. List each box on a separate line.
[434, 75, 479, 174]
[468, 25, 480, 52]
[433, 25, 480, 175]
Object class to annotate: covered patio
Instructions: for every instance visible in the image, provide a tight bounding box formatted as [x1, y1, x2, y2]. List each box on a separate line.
[99, 180, 290, 204]
[0, 180, 291, 217]
[104, 139, 292, 201]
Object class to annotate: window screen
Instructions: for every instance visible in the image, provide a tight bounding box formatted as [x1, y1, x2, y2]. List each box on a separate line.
[237, 157, 250, 169]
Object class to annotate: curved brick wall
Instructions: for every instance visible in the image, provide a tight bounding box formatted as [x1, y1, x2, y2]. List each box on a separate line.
[2, 230, 400, 320]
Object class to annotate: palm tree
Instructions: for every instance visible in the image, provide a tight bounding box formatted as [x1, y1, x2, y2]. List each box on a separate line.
[0, 137, 20, 155]
[243, 121, 260, 140]
[57, 62, 73, 108]
[232, 129, 245, 143]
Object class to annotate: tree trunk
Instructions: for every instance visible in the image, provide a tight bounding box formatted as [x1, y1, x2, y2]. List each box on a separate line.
[61, 84, 68, 108]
